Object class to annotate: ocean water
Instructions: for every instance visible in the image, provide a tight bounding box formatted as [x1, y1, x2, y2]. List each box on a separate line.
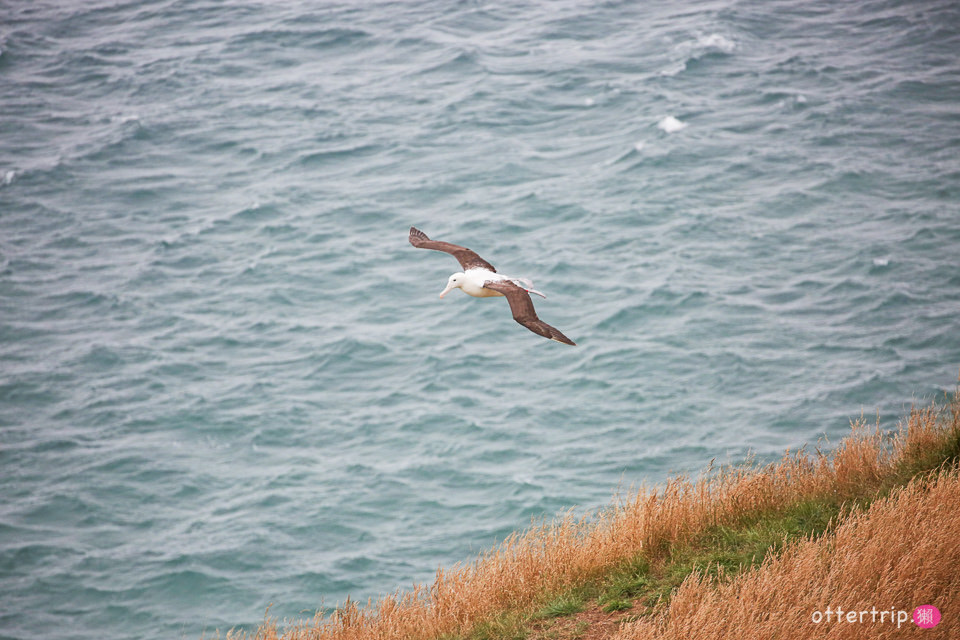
[2, 0, 959, 638]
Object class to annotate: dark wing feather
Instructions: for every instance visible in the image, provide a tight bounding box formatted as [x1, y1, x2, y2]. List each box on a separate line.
[482, 280, 576, 345]
[409, 227, 497, 272]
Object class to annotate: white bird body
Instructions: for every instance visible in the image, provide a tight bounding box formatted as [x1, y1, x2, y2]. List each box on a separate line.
[440, 269, 547, 299]
[442, 269, 505, 298]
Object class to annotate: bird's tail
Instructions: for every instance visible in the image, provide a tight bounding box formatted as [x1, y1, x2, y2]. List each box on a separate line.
[509, 276, 546, 298]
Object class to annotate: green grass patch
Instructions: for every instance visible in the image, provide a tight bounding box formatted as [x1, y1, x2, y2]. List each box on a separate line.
[600, 599, 632, 613]
[584, 496, 847, 617]
[652, 497, 843, 603]
[538, 592, 586, 618]
[597, 556, 650, 607]
[464, 610, 528, 640]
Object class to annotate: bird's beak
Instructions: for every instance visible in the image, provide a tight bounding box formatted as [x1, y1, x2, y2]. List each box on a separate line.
[439, 283, 455, 298]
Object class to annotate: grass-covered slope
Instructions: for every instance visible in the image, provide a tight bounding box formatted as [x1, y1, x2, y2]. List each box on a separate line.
[244, 390, 960, 640]
[613, 467, 960, 640]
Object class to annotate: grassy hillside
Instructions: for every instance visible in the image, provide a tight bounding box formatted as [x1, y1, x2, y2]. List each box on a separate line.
[241, 389, 960, 640]
[613, 467, 959, 640]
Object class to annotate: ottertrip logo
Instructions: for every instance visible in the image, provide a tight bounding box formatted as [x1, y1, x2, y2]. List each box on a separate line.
[810, 605, 941, 629]
[913, 605, 941, 629]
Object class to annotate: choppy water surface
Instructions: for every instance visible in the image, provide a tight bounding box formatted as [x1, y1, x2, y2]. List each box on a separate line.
[2, 0, 959, 638]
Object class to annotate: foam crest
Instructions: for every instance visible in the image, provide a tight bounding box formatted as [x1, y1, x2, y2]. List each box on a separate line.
[658, 115, 687, 133]
[660, 32, 737, 76]
[697, 33, 736, 53]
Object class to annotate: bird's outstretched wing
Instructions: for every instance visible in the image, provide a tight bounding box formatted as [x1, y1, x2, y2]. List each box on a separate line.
[482, 280, 576, 345]
[409, 227, 497, 272]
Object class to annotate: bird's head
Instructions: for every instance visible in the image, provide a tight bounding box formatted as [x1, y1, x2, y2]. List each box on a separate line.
[439, 272, 465, 298]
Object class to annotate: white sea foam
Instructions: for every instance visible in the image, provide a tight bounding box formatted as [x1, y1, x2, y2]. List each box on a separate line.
[661, 32, 736, 76]
[2, 170, 15, 186]
[659, 62, 687, 77]
[658, 116, 687, 133]
[697, 33, 736, 53]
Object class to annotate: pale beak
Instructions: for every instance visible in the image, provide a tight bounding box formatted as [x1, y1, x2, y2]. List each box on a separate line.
[439, 283, 455, 298]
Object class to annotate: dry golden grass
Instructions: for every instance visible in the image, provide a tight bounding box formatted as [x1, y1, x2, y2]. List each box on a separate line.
[612, 468, 960, 640]
[244, 392, 959, 640]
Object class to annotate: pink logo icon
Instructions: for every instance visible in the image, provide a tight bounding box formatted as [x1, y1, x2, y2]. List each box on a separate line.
[913, 605, 941, 629]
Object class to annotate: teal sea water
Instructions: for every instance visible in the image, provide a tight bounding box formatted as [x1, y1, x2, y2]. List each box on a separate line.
[2, 1, 959, 638]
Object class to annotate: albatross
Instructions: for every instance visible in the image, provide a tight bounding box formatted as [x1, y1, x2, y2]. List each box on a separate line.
[409, 226, 576, 345]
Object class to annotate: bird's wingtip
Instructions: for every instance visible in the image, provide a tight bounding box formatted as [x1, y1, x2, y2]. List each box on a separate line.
[409, 226, 429, 246]
[551, 332, 577, 346]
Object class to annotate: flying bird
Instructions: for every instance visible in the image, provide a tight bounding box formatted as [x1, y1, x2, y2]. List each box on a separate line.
[409, 226, 576, 345]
